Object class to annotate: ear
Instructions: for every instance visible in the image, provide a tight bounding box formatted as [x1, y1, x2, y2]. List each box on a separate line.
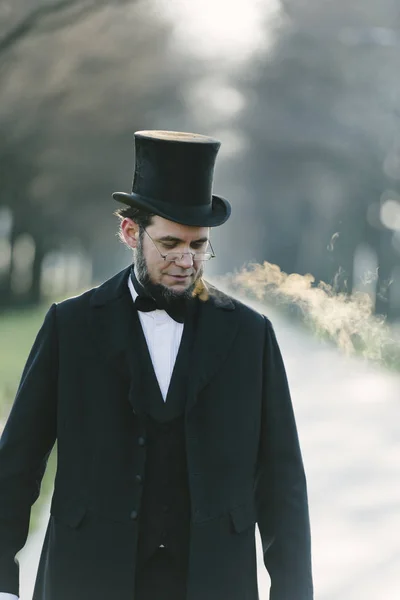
[121, 218, 139, 249]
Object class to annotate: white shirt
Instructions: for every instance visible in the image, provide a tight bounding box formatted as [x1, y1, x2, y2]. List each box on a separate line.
[128, 275, 184, 401]
[0, 278, 184, 599]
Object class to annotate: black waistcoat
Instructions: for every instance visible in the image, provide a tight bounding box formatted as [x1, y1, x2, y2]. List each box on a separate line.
[133, 302, 197, 573]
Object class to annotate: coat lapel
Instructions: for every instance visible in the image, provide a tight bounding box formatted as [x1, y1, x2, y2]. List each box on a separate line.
[89, 269, 240, 415]
[186, 284, 239, 413]
[89, 266, 146, 415]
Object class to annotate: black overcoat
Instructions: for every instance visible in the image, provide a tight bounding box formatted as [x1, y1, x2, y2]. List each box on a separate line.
[0, 267, 313, 600]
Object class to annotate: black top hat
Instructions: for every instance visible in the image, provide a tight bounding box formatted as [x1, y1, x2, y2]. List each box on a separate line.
[112, 130, 231, 227]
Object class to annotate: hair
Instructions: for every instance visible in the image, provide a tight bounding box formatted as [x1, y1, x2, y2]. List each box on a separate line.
[114, 206, 156, 245]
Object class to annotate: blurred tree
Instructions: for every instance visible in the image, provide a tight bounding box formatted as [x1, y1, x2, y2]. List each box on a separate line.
[225, 0, 400, 319]
[0, 0, 197, 304]
[1, 0, 399, 322]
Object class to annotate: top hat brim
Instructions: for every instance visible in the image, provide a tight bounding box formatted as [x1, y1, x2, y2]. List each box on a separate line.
[113, 191, 231, 227]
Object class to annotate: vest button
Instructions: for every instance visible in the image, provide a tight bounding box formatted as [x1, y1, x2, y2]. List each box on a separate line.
[135, 474, 143, 483]
[138, 437, 146, 447]
[130, 510, 138, 520]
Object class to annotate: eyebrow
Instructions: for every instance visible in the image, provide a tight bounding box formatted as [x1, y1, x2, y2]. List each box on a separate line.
[157, 235, 209, 244]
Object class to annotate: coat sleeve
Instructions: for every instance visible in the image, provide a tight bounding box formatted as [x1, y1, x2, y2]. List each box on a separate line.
[255, 316, 313, 600]
[0, 304, 58, 596]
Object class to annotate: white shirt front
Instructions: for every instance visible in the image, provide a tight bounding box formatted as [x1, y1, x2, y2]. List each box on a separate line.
[128, 275, 184, 401]
[0, 277, 184, 600]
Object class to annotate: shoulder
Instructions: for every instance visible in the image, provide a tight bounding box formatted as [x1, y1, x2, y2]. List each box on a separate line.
[206, 281, 272, 329]
[55, 267, 130, 318]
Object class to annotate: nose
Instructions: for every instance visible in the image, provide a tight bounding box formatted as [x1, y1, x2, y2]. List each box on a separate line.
[175, 253, 194, 268]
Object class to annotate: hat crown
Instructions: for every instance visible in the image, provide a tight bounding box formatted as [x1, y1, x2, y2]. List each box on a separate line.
[135, 130, 220, 144]
[112, 129, 231, 227]
[132, 130, 220, 207]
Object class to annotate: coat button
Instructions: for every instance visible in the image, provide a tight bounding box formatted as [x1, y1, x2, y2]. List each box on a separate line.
[138, 437, 146, 446]
[130, 510, 138, 520]
[135, 474, 143, 483]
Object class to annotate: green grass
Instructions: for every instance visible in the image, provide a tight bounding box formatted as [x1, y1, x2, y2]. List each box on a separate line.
[0, 305, 49, 416]
[0, 303, 56, 532]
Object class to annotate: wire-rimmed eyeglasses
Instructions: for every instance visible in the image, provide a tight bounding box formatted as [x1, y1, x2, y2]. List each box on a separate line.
[143, 228, 215, 262]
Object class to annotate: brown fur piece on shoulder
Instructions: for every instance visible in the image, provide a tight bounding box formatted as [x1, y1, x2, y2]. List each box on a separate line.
[192, 278, 210, 302]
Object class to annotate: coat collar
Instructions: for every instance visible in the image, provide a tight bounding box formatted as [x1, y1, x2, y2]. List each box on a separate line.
[89, 266, 238, 413]
[185, 287, 239, 412]
[90, 267, 132, 307]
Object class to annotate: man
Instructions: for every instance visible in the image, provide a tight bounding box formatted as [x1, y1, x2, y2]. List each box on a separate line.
[0, 131, 313, 600]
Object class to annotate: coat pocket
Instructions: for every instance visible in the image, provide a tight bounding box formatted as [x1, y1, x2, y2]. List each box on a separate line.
[50, 501, 87, 529]
[229, 501, 257, 534]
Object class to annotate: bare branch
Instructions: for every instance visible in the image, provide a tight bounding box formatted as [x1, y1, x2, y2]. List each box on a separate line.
[0, 0, 133, 55]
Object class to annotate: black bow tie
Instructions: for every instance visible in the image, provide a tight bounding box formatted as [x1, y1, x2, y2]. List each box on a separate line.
[131, 268, 187, 324]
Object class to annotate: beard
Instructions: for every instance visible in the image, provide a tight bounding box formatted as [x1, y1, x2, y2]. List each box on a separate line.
[134, 235, 203, 305]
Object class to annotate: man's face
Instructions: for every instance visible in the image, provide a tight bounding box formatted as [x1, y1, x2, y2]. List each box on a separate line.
[122, 215, 209, 298]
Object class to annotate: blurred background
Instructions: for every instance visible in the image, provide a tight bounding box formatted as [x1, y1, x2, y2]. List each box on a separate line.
[0, 0, 399, 598]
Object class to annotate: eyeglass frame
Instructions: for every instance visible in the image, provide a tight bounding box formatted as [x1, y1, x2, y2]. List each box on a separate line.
[142, 228, 216, 262]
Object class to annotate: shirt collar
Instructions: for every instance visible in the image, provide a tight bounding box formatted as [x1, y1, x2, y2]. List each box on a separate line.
[128, 274, 138, 302]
